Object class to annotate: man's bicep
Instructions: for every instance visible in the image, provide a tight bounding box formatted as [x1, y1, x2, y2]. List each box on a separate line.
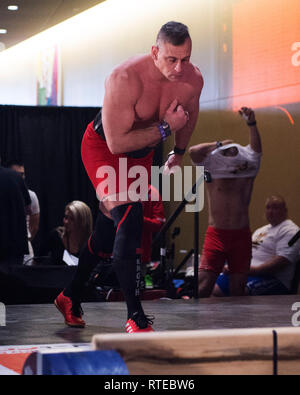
[102, 73, 137, 140]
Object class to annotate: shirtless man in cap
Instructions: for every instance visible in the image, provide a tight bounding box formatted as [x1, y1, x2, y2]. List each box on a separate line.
[55, 21, 203, 332]
[189, 107, 262, 297]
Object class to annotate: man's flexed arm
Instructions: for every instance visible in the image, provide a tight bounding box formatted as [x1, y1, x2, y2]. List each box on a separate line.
[102, 69, 160, 154]
[102, 69, 188, 155]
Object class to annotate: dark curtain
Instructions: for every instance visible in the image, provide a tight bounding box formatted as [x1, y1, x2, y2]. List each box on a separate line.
[0, 105, 163, 254]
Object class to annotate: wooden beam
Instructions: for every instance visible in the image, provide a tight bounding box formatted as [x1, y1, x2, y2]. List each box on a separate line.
[92, 327, 300, 375]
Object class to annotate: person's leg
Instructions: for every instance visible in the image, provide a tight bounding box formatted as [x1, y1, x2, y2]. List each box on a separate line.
[198, 269, 219, 297]
[78, 123, 153, 331]
[55, 209, 116, 328]
[227, 228, 252, 296]
[198, 227, 226, 297]
[59, 124, 116, 296]
[229, 273, 248, 296]
[63, 209, 115, 300]
[110, 201, 153, 331]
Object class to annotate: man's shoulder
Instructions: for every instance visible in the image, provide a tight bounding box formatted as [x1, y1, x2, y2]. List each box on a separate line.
[192, 64, 204, 79]
[277, 219, 299, 234]
[109, 55, 148, 81]
[106, 56, 146, 96]
[188, 64, 204, 89]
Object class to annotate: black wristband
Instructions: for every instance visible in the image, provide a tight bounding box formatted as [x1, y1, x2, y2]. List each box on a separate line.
[247, 120, 257, 126]
[173, 146, 186, 155]
[216, 141, 222, 148]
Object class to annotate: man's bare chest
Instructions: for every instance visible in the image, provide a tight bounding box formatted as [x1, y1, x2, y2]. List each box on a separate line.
[134, 82, 195, 122]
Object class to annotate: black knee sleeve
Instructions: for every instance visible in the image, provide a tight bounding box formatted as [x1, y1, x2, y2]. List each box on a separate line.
[89, 210, 115, 256]
[110, 202, 143, 260]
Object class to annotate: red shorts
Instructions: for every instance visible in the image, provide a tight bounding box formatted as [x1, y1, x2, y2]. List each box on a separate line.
[199, 226, 252, 274]
[81, 122, 154, 200]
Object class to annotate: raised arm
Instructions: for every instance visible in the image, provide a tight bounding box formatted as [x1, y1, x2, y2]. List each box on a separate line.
[239, 107, 262, 154]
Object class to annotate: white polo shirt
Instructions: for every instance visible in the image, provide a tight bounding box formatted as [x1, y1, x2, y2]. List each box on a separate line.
[251, 219, 300, 289]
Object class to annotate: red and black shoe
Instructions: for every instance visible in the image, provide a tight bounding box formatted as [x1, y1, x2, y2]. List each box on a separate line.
[125, 312, 154, 333]
[54, 291, 85, 328]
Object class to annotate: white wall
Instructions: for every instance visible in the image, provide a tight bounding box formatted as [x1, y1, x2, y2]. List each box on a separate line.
[0, 0, 221, 108]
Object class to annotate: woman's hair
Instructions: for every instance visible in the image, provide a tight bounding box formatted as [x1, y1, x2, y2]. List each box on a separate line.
[63, 200, 93, 248]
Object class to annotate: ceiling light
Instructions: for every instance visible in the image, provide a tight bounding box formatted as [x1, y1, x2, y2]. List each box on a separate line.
[0, 29, 7, 34]
[8, 5, 19, 11]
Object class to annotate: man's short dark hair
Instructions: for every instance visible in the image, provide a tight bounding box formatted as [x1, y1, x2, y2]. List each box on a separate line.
[157, 21, 190, 46]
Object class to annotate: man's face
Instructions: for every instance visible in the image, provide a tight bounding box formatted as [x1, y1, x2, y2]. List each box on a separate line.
[152, 38, 192, 81]
[265, 199, 287, 226]
[11, 164, 25, 180]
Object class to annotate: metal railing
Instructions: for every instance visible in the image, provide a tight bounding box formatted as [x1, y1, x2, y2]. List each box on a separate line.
[152, 174, 204, 298]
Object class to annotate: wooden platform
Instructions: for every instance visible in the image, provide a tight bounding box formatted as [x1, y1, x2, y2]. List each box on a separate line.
[93, 327, 300, 375]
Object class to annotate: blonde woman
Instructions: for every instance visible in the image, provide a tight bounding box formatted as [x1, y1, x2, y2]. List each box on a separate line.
[40, 201, 93, 266]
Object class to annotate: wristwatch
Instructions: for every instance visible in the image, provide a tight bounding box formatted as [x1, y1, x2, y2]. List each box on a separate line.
[158, 120, 171, 141]
[216, 141, 222, 148]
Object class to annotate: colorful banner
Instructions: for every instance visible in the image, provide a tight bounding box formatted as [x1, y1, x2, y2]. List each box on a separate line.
[36, 44, 61, 106]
